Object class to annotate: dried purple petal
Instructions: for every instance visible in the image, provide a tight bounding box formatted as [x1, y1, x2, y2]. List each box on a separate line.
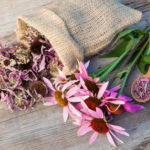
[133, 77, 150, 100]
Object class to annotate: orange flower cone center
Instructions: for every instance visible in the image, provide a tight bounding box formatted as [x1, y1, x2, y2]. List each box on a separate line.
[107, 103, 123, 115]
[85, 97, 101, 111]
[85, 80, 99, 95]
[54, 91, 68, 107]
[91, 118, 109, 134]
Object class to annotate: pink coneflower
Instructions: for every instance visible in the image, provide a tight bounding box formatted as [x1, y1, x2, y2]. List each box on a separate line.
[79, 81, 125, 115]
[77, 107, 129, 147]
[75, 61, 100, 95]
[43, 77, 86, 122]
[109, 85, 144, 113]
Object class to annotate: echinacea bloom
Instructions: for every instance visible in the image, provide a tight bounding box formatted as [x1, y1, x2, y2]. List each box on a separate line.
[109, 85, 144, 113]
[75, 61, 100, 95]
[77, 107, 129, 147]
[43, 77, 87, 122]
[79, 81, 125, 115]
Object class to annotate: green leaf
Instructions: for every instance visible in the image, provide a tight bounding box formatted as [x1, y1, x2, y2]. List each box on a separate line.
[100, 39, 130, 58]
[115, 70, 128, 78]
[138, 61, 147, 74]
[143, 38, 150, 56]
[92, 60, 116, 77]
[143, 56, 150, 63]
[113, 29, 144, 45]
[144, 26, 150, 33]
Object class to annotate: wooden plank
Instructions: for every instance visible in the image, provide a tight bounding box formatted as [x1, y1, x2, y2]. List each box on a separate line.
[0, 0, 150, 150]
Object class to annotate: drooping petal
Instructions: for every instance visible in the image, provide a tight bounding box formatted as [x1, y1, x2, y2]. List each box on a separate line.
[80, 100, 90, 111]
[44, 96, 57, 105]
[108, 124, 125, 131]
[63, 107, 69, 122]
[43, 102, 56, 106]
[89, 132, 99, 145]
[58, 69, 66, 80]
[78, 126, 92, 136]
[106, 132, 117, 147]
[97, 82, 109, 99]
[110, 92, 118, 98]
[88, 109, 102, 119]
[110, 127, 129, 136]
[109, 85, 121, 92]
[77, 122, 91, 136]
[123, 103, 144, 113]
[84, 61, 90, 69]
[66, 86, 80, 98]
[118, 95, 133, 102]
[109, 131, 124, 144]
[68, 103, 81, 117]
[43, 77, 55, 91]
[39, 55, 46, 72]
[68, 97, 83, 103]
[79, 61, 89, 77]
[108, 100, 125, 105]
[62, 80, 78, 92]
[96, 108, 104, 118]
[79, 77, 88, 90]
[93, 77, 100, 83]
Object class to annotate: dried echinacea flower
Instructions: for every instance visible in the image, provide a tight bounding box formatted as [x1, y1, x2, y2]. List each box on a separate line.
[26, 26, 63, 74]
[30, 81, 47, 97]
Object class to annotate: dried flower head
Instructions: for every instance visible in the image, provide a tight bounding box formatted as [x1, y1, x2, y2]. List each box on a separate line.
[30, 81, 47, 97]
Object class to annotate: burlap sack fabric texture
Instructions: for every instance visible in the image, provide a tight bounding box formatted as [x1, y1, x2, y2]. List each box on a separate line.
[16, 0, 142, 75]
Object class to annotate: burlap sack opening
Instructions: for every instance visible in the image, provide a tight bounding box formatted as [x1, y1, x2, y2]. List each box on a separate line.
[16, 0, 142, 75]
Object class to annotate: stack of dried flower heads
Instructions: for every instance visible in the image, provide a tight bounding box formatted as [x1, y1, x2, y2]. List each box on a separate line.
[0, 26, 63, 111]
[0, 27, 144, 146]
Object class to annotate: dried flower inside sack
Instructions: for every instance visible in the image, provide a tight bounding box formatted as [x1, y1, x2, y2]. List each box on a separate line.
[26, 26, 63, 75]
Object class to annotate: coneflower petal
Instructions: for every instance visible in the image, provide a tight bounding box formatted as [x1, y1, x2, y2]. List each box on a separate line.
[77, 123, 92, 136]
[58, 69, 66, 80]
[107, 132, 116, 147]
[96, 108, 104, 118]
[63, 107, 69, 122]
[68, 103, 81, 117]
[43, 77, 55, 91]
[108, 124, 125, 131]
[66, 86, 80, 98]
[62, 80, 78, 92]
[97, 82, 109, 99]
[89, 132, 99, 145]
[109, 131, 124, 144]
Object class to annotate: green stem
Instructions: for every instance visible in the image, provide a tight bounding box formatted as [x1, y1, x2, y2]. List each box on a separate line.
[118, 39, 149, 95]
[99, 40, 134, 82]
[92, 60, 116, 77]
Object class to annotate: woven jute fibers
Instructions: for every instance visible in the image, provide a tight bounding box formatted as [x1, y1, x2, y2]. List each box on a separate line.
[16, 0, 142, 75]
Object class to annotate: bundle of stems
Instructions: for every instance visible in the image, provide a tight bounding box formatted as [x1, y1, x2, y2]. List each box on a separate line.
[91, 27, 150, 96]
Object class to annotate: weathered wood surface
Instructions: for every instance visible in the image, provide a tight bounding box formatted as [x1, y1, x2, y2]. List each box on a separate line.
[0, 0, 150, 150]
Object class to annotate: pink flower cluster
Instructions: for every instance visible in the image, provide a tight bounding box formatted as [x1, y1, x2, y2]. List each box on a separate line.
[42, 61, 144, 147]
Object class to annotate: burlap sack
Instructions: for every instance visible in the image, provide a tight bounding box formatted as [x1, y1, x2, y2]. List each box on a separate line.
[16, 0, 142, 75]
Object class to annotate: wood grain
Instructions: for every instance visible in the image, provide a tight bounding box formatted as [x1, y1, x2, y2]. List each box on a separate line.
[0, 0, 150, 150]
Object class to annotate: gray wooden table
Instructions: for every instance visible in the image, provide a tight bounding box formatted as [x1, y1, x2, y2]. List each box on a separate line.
[0, 0, 150, 150]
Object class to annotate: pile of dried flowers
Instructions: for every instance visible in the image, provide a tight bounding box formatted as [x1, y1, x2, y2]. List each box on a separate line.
[0, 27, 144, 147]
